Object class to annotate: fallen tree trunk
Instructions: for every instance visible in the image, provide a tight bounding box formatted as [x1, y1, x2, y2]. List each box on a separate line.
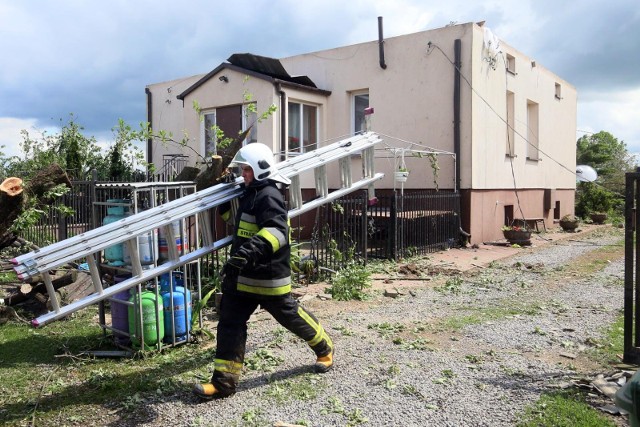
[0, 164, 72, 251]
[174, 127, 249, 192]
[4, 271, 75, 306]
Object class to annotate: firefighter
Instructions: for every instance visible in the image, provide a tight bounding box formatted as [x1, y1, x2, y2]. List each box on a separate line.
[193, 142, 334, 400]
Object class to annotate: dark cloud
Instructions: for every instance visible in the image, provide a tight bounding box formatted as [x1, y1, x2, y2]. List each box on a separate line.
[1, 0, 638, 151]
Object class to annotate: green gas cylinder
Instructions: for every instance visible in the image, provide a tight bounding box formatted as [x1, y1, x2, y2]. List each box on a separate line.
[128, 290, 164, 350]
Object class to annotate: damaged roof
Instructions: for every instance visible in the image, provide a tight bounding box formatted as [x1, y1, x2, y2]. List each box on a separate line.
[177, 53, 328, 100]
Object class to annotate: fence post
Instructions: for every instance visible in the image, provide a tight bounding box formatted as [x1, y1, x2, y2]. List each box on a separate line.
[391, 191, 398, 261]
[624, 171, 640, 363]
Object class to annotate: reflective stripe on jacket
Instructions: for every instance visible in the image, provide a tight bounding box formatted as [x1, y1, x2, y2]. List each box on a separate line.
[220, 179, 291, 296]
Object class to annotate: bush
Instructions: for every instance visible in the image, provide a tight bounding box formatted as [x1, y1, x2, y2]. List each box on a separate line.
[575, 182, 618, 217]
[326, 262, 372, 301]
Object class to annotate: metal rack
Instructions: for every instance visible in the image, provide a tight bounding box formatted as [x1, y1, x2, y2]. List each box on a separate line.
[92, 182, 199, 351]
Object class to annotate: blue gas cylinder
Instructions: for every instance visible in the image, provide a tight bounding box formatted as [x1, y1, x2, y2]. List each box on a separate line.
[159, 271, 184, 293]
[162, 285, 192, 343]
[103, 202, 127, 266]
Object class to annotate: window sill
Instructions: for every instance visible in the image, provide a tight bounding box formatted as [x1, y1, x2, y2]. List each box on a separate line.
[526, 156, 541, 162]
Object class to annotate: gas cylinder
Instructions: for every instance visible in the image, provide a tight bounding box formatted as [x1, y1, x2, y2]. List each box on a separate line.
[128, 290, 164, 350]
[162, 284, 192, 343]
[103, 202, 126, 266]
[123, 229, 158, 266]
[111, 274, 132, 345]
[158, 221, 185, 262]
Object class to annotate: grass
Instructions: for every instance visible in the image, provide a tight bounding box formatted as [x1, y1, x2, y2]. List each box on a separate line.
[265, 373, 324, 404]
[433, 304, 542, 332]
[0, 307, 215, 426]
[517, 390, 617, 427]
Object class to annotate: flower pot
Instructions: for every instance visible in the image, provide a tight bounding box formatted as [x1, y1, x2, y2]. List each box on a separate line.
[502, 229, 532, 245]
[559, 218, 579, 231]
[394, 171, 409, 182]
[590, 213, 607, 224]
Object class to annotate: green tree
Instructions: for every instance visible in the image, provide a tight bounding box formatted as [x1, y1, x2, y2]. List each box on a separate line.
[576, 131, 635, 196]
[3, 115, 108, 180]
[575, 131, 636, 217]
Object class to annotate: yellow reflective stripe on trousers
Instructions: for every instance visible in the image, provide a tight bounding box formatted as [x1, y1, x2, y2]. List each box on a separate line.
[237, 283, 291, 296]
[297, 307, 333, 349]
[214, 358, 243, 375]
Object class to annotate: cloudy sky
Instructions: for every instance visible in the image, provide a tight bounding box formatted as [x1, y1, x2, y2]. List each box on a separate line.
[1, 0, 639, 160]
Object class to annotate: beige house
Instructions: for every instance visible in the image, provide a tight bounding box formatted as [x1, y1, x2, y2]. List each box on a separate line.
[145, 21, 577, 245]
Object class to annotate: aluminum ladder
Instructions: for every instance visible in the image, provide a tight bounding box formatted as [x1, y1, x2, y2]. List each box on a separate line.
[12, 132, 384, 327]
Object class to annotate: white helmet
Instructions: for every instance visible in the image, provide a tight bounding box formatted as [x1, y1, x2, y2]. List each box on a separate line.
[230, 143, 291, 185]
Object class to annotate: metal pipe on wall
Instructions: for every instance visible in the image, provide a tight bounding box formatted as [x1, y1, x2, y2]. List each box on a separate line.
[378, 16, 387, 69]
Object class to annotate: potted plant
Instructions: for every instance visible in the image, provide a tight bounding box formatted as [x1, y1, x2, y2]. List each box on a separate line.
[589, 212, 608, 224]
[501, 225, 532, 245]
[559, 214, 579, 231]
[394, 166, 409, 182]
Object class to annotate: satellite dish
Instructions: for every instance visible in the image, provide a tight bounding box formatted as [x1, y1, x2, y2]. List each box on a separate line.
[576, 165, 598, 182]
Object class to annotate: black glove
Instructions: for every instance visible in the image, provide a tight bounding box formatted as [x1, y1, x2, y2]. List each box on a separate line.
[221, 255, 248, 281]
[221, 171, 237, 184]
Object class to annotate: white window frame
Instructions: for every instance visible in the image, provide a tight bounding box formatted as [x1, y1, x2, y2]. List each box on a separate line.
[351, 90, 369, 134]
[287, 100, 319, 155]
[506, 53, 516, 75]
[526, 99, 539, 161]
[554, 82, 562, 100]
[200, 103, 257, 156]
[506, 90, 515, 157]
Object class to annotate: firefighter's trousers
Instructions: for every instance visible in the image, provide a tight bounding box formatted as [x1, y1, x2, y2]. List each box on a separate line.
[211, 292, 333, 394]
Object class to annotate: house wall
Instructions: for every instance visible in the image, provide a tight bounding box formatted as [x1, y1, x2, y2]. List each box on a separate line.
[462, 188, 575, 243]
[279, 22, 576, 244]
[146, 75, 203, 170]
[280, 24, 472, 192]
[146, 21, 577, 246]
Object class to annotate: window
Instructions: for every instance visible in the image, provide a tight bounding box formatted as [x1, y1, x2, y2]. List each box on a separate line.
[288, 101, 318, 154]
[526, 100, 539, 160]
[201, 103, 256, 156]
[555, 82, 562, 100]
[506, 91, 515, 157]
[506, 53, 516, 75]
[352, 91, 369, 134]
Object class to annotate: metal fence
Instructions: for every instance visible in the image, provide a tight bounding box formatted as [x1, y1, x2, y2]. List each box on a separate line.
[20, 183, 460, 284]
[303, 190, 461, 277]
[623, 170, 640, 363]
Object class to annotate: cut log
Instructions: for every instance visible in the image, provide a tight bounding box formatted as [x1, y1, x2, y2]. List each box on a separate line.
[4, 271, 75, 305]
[0, 163, 71, 251]
[0, 177, 23, 196]
[178, 127, 251, 192]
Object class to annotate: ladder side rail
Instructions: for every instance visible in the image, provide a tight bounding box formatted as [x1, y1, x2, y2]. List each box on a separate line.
[13, 133, 381, 272]
[275, 133, 370, 170]
[289, 174, 384, 218]
[13, 186, 243, 278]
[31, 173, 384, 327]
[276, 132, 380, 172]
[278, 136, 382, 180]
[12, 183, 242, 269]
[32, 234, 234, 327]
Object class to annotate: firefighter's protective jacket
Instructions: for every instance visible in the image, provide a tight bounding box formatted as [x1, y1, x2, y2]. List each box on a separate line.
[220, 179, 291, 296]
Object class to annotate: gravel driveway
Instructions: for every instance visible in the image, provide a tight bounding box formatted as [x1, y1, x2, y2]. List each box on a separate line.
[127, 227, 627, 427]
